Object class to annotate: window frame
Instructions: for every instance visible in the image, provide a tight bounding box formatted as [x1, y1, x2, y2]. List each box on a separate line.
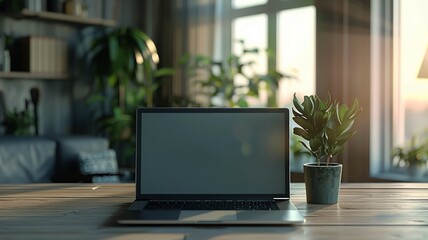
[222, 0, 315, 75]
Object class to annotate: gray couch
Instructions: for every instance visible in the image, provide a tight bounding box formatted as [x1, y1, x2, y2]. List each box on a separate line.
[0, 136, 109, 183]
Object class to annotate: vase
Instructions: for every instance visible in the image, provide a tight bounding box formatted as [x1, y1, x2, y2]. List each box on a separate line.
[408, 164, 426, 178]
[304, 162, 342, 204]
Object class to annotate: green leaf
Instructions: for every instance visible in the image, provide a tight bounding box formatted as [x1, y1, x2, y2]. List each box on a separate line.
[314, 111, 326, 130]
[293, 116, 314, 133]
[195, 55, 212, 66]
[107, 75, 117, 86]
[336, 119, 354, 136]
[237, 98, 248, 108]
[303, 96, 313, 116]
[310, 95, 320, 111]
[309, 138, 323, 150]
[108, 35, 119, 64]
[335, 103, 342, 125]
[180, 53, 190, 65]
[86, 94, 105, 104]
[293, 93, 304, 114]
[292, 108, 303, 118]
[331, 146, 344, 156]
[154, 68, 175, 78]
[299, 140, 314, 155]
[338, 104, 348, 122]
[224, 83, 234, 99]
[293, 128, 311, 141]
[336, 130, 357, 145]
[326, 127, 337, 145]
[345, 98, 362, 120]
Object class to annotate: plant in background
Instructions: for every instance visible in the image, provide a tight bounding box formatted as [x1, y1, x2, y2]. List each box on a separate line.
[292, 93, 362, 165]
[84, 27, 173, 166]
[182, 40, 295, 107]
[2, 108, 32, 135]
[290, 134, 313, 159]
[392, 136, 428, 168]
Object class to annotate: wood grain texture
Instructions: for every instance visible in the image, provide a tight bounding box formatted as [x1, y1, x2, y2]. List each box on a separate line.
[1, 183, 428, 239]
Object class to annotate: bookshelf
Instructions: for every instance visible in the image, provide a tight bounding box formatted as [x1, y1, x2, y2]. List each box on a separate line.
[0, 9, 116, 80]
[0, 71, 69, 80]
[19, 9, 116, 27]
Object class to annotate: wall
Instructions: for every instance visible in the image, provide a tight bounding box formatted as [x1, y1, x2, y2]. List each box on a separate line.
[0, 0, 144, 136]
[316, 0, 372, 181]
[0, 16, 75, 135]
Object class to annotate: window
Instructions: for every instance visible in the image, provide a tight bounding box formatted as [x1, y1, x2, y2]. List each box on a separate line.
[372, 0, 428, 180]
[225, 0, 316, 172]
[227, 0, 315, 107]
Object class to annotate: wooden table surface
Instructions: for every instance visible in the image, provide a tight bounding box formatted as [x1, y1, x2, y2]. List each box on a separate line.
[1, 183, 428, 239]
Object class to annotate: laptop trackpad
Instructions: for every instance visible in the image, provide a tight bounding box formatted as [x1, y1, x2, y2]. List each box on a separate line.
[179, 211, 237, 222]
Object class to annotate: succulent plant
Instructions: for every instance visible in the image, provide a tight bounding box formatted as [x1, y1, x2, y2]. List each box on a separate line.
[292, 93, 362, 165]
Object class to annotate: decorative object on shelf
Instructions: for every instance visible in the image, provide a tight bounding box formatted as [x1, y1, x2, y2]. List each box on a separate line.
[292, 93, 361, 204]
[1, 108, 33, 136]
[63, 0, 86, 17]
[392, 135, 428, 178]
[181, 40, 296, 107]
[30, 87, 40, 135]
[84, 27, 173, 167]
[0, 33, 14, 72]
[11, 36, 68, 74]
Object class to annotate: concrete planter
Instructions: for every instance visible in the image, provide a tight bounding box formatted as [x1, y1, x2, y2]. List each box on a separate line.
[304, 162, 342, 204]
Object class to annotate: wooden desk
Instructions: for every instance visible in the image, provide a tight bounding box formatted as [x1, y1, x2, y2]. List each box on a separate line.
[1, 183, 428, 239]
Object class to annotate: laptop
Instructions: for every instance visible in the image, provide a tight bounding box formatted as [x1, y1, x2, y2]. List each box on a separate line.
[117, 108, 304, 225]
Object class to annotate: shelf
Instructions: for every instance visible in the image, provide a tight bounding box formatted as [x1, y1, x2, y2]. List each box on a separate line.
[18, 9, 116, 27]
[0, 71, 69, 80]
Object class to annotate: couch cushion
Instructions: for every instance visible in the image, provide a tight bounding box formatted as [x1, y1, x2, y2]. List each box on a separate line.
[78, 149, 120, 183]
[53, 136, 109, 182]
[0, 136, 56, 183]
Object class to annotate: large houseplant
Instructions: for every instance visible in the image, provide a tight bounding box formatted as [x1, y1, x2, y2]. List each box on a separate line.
[292, 93, 361, 204]
[182, 40, 295, 107]
[84, 27, 173, 167]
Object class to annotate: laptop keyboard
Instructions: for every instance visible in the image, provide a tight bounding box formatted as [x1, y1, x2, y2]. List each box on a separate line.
[144, 200, 280, 211]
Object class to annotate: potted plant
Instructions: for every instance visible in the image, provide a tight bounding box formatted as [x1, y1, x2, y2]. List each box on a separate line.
[2, 108, 32, 135]
[292, 93, 361, 204]
[181, 40, 296, 107]
[392, 136, 428, 177]
[84, 27, 173, 167]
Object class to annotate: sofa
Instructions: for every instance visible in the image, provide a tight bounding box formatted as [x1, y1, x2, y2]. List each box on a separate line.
[0, 135, 109, 183]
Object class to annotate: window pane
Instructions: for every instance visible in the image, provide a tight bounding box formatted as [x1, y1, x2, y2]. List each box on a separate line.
[277, 6, 316, 172]
[277, 6, 316, 106]
[397, 0, 428, 144]
[232, 14, 268, 106]
[386, 0, 428, 177]
[232, 0, 267, 9]
[232, 14, 267, 74]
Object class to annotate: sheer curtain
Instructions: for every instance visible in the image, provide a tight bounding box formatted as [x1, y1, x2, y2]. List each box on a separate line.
[141, 0, 224, 106]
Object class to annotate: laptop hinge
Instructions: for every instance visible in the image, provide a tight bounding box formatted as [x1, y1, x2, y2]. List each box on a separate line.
[273, 198, 289, 200]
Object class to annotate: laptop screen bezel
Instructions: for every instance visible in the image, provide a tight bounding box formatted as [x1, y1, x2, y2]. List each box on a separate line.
[135, 107, 290, 200]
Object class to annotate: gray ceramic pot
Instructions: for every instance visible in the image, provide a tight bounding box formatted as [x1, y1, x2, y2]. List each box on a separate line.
[304, 162, 342, 204]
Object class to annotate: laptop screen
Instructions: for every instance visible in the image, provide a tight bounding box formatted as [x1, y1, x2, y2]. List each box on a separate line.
[136, 108, 289, 199]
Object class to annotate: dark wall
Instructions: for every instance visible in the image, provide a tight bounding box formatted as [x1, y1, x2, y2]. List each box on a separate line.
[0, 0, 145, 136]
